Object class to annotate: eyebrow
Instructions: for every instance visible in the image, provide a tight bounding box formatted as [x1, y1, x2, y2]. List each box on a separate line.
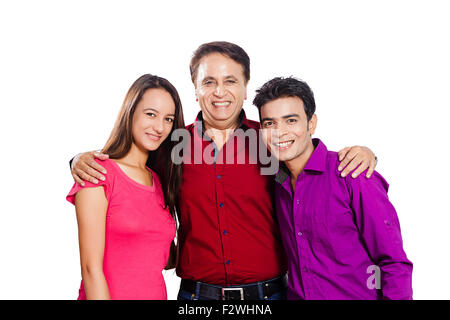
[202, 75, 238, 82]
[143, 107, 175, 117]
[202, 76, 215, 82]
[261, 114, 300, 122]
[143, 107, 159, 113]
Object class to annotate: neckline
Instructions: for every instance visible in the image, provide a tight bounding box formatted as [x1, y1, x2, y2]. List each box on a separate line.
[109, 159, 156, 192]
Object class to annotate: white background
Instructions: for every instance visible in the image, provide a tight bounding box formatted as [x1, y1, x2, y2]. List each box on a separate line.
[0, 0, 449, 300]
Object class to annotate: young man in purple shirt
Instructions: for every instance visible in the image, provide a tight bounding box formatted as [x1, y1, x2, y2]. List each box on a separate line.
[253, 77, 413, 300]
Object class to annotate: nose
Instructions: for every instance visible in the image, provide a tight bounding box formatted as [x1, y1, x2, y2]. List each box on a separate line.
[214, 84, 225, 97]
[275, 123, 288, 139]
[153, 118, 164, 134]
[279, 120, 291, 132]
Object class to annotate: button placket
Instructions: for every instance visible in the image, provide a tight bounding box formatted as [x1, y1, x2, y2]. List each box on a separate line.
[215, 167, 231, 279]
[293, 184, 310, 295]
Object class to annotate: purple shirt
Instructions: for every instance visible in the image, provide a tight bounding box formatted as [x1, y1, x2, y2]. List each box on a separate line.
[275, 139, 413, 300]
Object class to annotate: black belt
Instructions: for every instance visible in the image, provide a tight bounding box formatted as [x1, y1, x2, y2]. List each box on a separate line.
[180, 275, 287, 300]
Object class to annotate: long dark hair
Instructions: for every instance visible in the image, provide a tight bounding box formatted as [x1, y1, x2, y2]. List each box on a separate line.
[102, 74, 185, 218]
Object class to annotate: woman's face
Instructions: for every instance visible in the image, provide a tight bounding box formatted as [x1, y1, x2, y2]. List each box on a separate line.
[132, 88, 176, 151]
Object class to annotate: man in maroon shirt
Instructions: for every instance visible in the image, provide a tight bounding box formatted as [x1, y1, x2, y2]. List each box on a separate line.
[70, 41, 377, 300]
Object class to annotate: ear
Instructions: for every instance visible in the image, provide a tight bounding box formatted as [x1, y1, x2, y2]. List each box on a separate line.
[194, 86, 200, 101]
[308, 114, 318, 135]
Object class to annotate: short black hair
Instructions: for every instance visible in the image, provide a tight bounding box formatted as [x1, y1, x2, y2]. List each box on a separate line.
[190, 41, 250, 84]
[253, 77, 316, 121]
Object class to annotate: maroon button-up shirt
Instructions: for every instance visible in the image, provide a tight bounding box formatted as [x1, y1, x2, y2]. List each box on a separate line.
[176, 111, 287, 285]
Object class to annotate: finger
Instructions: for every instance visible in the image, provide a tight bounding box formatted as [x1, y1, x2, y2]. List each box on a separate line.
[80, 162, 105, 182]
[72, 173, 85, 186]
[88, 158, 107, 174]
[75, 167, 99, 184]
[94, 152, 109, 160]
[74, 153, 95, 174]
[338, 147, 351, 162]
[79, 151, 96, 163]
[341, 155, 362, 177]
[340, 149, 363, 177]
[350, 160, 369, 178]
[366, 158, 376, 178]
[338, 156, 352, 173]
[344, 147, 360, 161]
[338, 149, 358, 172]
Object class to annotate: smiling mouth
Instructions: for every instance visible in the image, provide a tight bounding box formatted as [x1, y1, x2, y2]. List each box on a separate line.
[212, 101, 231, 107]
[146, 133, 162, 141]
[274, 140, 294, 149]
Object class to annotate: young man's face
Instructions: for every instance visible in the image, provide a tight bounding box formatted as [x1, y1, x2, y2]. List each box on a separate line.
[260, 96, 317, 162]
[194, 53, 248, 129]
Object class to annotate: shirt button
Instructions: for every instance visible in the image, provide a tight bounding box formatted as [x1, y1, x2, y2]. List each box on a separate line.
[226, 260, 231, 265]
[297, 232, 303, 236]
[296, 200, 300, 205]
[219, 203, 224, 207]
[217, 175, 221, 179]
[302, 267, 308, 272]
[223, 230, 228, 235]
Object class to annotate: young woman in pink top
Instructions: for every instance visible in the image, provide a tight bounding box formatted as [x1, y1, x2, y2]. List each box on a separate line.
[66, 74, 185, 299]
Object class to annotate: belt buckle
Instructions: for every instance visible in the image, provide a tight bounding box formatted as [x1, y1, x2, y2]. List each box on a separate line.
[221, 287, 244, 300]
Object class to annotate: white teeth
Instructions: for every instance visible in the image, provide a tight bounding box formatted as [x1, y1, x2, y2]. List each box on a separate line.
[212, 102, 230, 106]
[276, 141, 293, 148]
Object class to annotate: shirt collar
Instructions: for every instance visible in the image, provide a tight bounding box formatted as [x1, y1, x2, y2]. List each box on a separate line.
[275, 138, 328, 184]
[193, 109, 250, 137]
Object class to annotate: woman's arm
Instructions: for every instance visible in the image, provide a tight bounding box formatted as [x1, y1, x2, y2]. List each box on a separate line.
[74, 186, 110, 300]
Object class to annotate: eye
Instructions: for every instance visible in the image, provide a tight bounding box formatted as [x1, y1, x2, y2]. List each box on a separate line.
[166, 117, 174, 123]
[263, 121, 274, 128]
[225, 79, 237, 84]
[203, 80, 215, 86]
[287, 118, 297, 124]
[146, 112, 156, 117]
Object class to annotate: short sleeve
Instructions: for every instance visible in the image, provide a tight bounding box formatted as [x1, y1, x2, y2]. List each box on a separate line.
[66, 159, 113, 205]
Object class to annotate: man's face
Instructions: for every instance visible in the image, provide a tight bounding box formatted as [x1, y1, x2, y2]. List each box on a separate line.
[194, 53, 247, 129]
[260, 96, 317, 162]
